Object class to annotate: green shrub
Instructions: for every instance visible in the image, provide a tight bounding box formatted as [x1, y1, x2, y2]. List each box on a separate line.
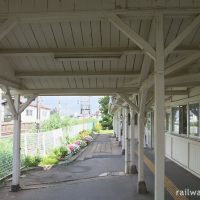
[92, 122, 102, 133]
[24, 155, 42, 168]
[77, 130, 90, 140]
[40, 156, 59, 166]
[40, 113, 73, 132]
[53, 146, 69, 158]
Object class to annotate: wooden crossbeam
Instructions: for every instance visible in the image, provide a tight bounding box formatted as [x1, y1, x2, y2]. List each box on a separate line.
[15, 71, 140, 78]
[165, 14, 200, 57]
[0, 18, 17, 41]
[109, 15, 156, 60]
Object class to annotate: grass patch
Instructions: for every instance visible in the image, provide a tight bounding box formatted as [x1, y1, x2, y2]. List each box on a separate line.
[99, 130, 113, 134]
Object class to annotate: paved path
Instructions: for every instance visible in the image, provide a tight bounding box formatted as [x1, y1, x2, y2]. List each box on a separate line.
[0, 134, 199, 200]
[0, 134, 153, 200]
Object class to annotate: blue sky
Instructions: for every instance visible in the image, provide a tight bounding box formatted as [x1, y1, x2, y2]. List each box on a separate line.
[41, 96, 102, 116]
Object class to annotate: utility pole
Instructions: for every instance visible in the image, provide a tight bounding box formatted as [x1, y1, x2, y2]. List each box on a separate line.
[36, 96, 40, 133]
[80, 96, 91, 129]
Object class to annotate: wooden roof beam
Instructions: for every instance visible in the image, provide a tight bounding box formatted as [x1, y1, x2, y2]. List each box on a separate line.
[15, 71, 140, 79]
[0, 18, 17, 41]
[165, 14, 200, 57]
[16, 88, 139, 96]
[109, 15, 156, 61]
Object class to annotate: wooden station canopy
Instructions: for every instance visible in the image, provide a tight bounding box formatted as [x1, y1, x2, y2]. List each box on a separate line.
[0, 0, 200, 97]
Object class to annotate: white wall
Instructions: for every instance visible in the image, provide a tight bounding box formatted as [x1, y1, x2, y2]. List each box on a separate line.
[164, 86, 200, 177]
[21, 106, 50, 123]
[165, 134, 200, 178]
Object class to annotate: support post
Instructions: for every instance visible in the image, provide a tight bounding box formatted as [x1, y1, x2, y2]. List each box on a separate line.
[0, 88, 2, 137]
[116, 111, 119, 141]
[113, 113, 117, 138]
[118, 110, 122, 146]
[121, 108, 125, 155]
[11, 94, 21, 192]
[138, 89, 148, 194]
[130, 108, 138, 174]
[124, 106, 131, 173]
[154, 14, 165, 200]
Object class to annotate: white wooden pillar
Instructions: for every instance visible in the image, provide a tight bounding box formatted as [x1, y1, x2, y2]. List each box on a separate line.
[130, 108, 138, 174]
[124, 106, 131, 173]
[0, 89, 2, 137]
[11, 94, 21, 192]
[116, 111, 119, 141]
[154, 14, 165, 200]
[112, 114, 116, 137]
[118, 111, 121, 144]
[114, 112, 117, 137]
[121, 108, 125, 155]
[138, 89, 148, 194]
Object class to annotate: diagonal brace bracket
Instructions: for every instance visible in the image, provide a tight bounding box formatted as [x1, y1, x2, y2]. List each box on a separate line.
[118, 93, 139, 113]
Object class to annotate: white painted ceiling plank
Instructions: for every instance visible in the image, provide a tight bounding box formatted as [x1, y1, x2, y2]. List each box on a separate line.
[13, 26, 30, 48]
[89, 77, 97, 88]
[78, 61, 87, 72]
[91, 20, 101, 47]
[180, 0, 194, 8]
[165, 18, 182, 47]
[75, 77, 83, 88]
[21, 0, 35, 12]
[41, 23, 57, 48]
[20, 24, 39, 48]
[110, 23, 120, 47]
[4, 31, 21, 48]
[60, 22, 75, 48]
[165, 15, 200, 56]
[34, 0, 48, 12]
[128, 19, 140, 47]
[70, 21, 84, 48]
[118, 54, 126, 72]
[126, 55, 134, 72]
[81, 21, 93, 47]
[102, 60, 111, 72]
[109, 15, 155, 60]
[95, 60, 103, 72]
[86, 60, 95, 72]
[96, 78, 103, 88]
[182, 19, 199, 46]
[68, 77, 77, 89]
[0, 18, 17, 41]
[0, 37, 11, 48]
[82, 77, 89, 88]
[51, 22, 66, 48]
[191, 26, 200, 45]
[9, 0, 21, 12]
[119, 18, 129, 47]
[63, 60, 72, 71]
[110, 60, 118, 71]
[70, 60, 79, 71]
[101, 20, 111, 48]
[30, 23, 48, 48]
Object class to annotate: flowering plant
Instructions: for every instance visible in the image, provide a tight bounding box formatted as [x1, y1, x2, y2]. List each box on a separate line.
[83, 136, 93, 144]
[67, 144, 75, 153]
[75, 140, 81, 146]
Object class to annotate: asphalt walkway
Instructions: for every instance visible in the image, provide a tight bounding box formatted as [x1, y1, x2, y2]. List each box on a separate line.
[0, 134, 199, 200]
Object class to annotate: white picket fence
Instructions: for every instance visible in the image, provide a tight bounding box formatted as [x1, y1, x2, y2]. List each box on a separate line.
[0, 122, 93, 180]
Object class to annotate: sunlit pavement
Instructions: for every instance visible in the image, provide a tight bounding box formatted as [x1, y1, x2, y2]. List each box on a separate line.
[0, 134, 199, 200]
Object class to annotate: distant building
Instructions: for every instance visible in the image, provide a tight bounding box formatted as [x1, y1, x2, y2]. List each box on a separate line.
[2, 97, 51, 123]
[1, 97, 51, 136]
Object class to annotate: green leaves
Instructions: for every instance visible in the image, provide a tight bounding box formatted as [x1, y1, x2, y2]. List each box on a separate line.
[40, 113, 73, 131]
[99, 96, 113, 130]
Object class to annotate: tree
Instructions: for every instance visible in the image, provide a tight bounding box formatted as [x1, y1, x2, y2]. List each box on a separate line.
[99, 96, 113, 130]
[40, 113, 73, 131]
